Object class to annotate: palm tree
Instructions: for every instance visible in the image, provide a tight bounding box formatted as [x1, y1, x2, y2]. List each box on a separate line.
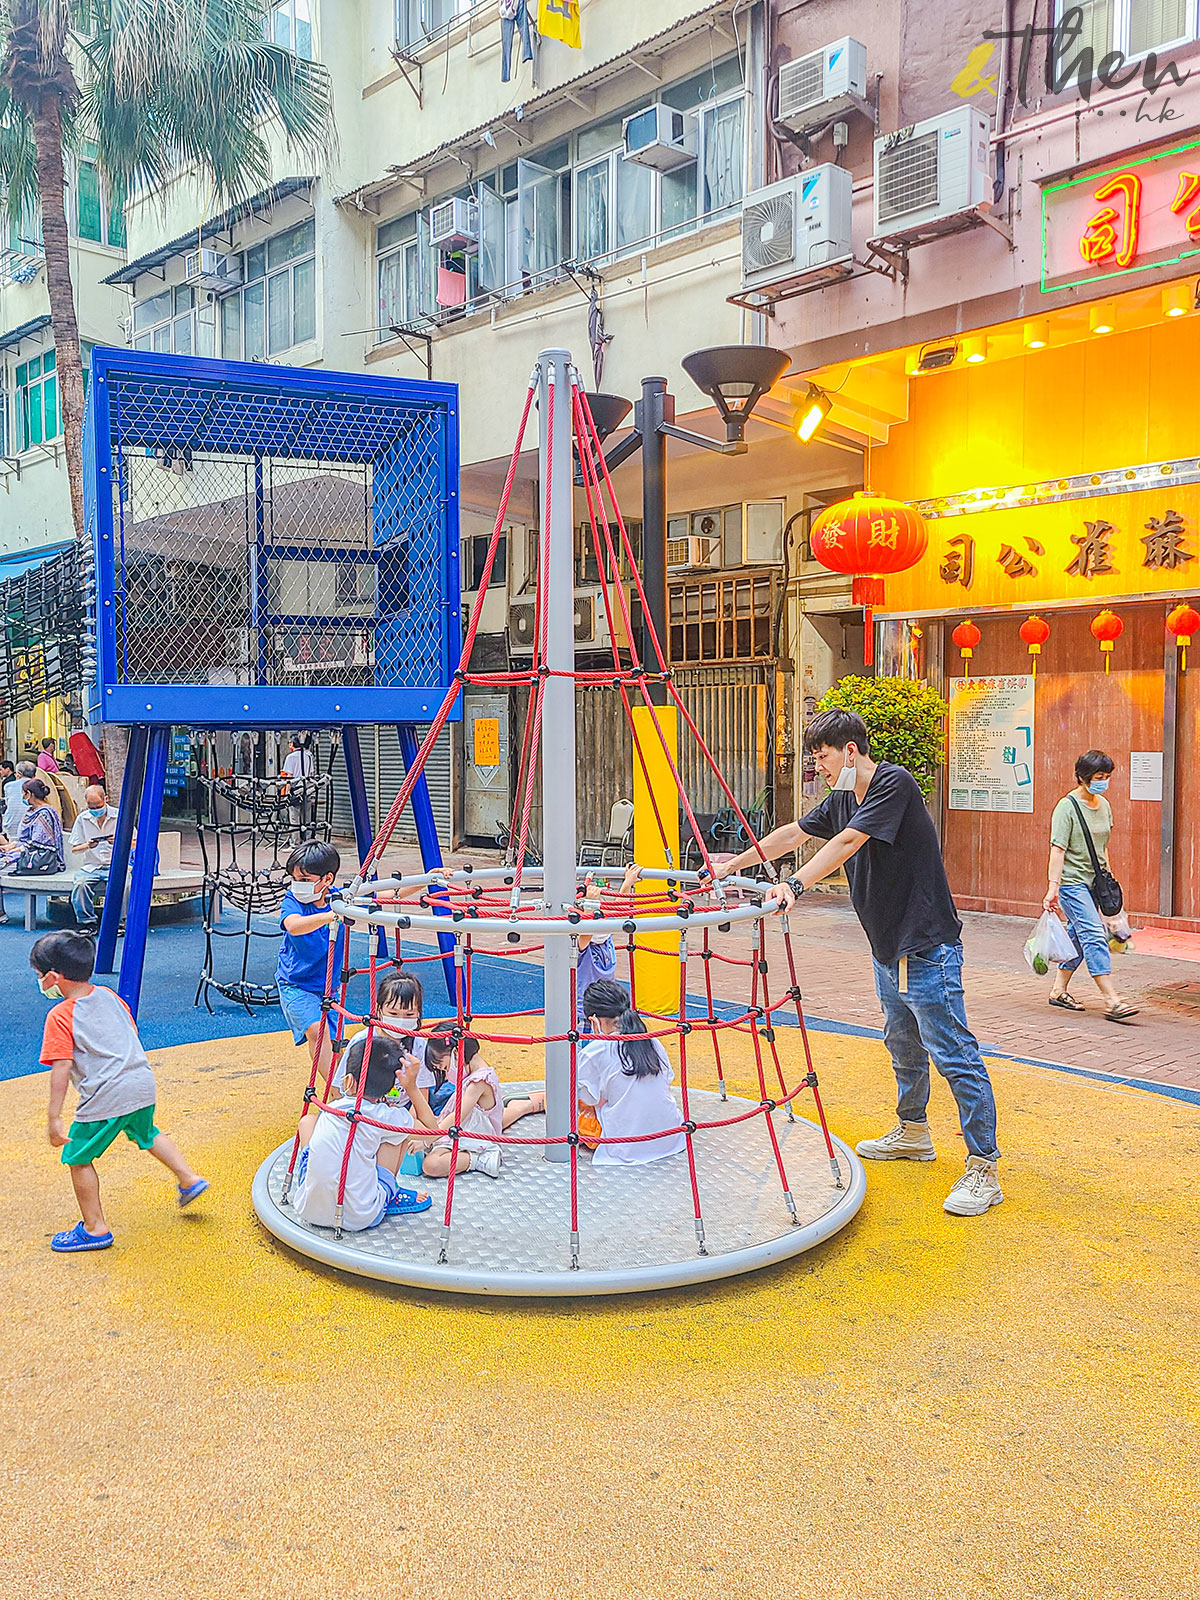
[0, 0, 334, 538]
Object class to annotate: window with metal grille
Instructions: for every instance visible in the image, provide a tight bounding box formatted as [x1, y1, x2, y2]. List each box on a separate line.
[668, 571, 776, 664]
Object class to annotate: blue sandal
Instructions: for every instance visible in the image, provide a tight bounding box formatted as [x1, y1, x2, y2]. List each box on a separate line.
[178, 1179, 210, 1208]
[52, 1221, 114, 1253]
[385, 1188, 432, 1216]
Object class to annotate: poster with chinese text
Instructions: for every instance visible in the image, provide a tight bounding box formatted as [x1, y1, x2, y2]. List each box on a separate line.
[947, 675, 1035, 813]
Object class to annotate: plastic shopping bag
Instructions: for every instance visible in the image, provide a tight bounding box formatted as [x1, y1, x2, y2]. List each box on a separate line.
[1023, 911, 1077, 975]
[1104, 909, 1133, 953]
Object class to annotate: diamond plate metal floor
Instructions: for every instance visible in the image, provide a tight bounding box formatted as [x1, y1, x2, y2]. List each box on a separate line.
[252, 1086, 866, 1296]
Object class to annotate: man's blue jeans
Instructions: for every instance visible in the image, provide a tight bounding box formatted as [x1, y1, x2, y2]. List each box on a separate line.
[872, 941, 1000, 1161]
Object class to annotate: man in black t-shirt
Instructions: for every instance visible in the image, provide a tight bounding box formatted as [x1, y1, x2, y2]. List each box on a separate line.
[717, 709, 1002, 1217]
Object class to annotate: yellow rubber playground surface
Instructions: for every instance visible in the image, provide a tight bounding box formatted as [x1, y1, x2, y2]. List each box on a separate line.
[3, 1026, 1196, 1600]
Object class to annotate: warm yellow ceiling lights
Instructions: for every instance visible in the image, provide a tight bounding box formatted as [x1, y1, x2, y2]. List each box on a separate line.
[1089, 302, 1116, 334]
[963, 334, 988, 364]
[1023, 319, 1050, 350]
[1162, 281, 1192, 318]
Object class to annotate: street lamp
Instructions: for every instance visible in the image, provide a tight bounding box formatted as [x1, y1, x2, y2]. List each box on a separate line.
[585, 344, 788, 700]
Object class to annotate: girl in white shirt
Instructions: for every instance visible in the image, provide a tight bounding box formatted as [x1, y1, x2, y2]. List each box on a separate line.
[420, 1036, 503, 1180]
[576, 980, 686, 1166]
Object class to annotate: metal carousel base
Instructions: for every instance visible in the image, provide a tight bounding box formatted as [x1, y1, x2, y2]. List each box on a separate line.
[252, 1085, 866, 1297]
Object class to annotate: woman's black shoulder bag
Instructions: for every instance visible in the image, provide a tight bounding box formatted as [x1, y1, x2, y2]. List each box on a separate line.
[1068, 796, 1123, 916]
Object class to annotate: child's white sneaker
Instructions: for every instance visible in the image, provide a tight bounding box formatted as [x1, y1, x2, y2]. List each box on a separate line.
[855, 1120, 936, 1161]
[470, 1147, 502, 1178]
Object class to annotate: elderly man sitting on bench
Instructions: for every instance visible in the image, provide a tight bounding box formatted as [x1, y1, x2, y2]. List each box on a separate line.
[68, 785, 120, 934]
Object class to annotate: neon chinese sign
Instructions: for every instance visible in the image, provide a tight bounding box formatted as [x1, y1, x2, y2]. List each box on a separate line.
[1041, 138, 1200, 290]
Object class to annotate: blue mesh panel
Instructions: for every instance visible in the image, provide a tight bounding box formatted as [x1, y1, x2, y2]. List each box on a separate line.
[87, 349, 456, 713]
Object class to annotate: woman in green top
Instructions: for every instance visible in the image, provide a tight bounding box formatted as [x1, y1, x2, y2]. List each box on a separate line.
[1042, 750, 1138, 1022]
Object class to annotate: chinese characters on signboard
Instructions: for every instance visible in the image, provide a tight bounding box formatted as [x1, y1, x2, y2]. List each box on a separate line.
[938, 507, 1193, 589]
[948, 675, 1035, 814]
[1043, 139, 1200, 290]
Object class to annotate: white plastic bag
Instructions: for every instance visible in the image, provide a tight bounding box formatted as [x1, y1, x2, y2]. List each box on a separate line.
[1023, 911, 1077, 975]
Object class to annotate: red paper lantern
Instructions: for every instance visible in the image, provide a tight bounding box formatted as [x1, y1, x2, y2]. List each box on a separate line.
[809, 491, 928, 666]
[1090, 608, 1124, 673]
[1019, 614, 1050, 676]
[1167, 601, 1200, 672]
[952, 618, 981, 675]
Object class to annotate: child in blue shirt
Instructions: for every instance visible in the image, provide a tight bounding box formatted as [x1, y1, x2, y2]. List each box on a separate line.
[277, 839, 345, 1090]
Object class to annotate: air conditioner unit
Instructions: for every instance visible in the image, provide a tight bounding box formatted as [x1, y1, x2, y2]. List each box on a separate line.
[742, 500, 786, 565]
[509, 599, 538, 656]
[777, 37, 867, 133]
[183, 247, 243, 293]
[428, 196, 479, 253]
[741, 166, 853, 293]
[574, 586, 631, 652]
[873, 105, 991, 238]
[666, 530, 721, 571]
[623, 105, 698, 172]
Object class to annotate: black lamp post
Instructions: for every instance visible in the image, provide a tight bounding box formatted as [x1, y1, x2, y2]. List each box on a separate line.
[585, 345, 788, 702]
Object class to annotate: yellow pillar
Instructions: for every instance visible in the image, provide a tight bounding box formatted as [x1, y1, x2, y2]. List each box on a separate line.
[631, 703, 681, 1016]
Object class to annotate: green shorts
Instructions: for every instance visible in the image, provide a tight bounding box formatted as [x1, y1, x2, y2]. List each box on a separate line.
[61, 1105, 160, 1167]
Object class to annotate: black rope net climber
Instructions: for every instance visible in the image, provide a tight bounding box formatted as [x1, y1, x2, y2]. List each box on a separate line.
[254, 352, 863, 1292]
[194, 732, 338, 1012]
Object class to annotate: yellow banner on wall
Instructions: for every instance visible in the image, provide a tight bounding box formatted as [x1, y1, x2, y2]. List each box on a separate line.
[883, 484, 1200, 614]
[538, 0, 581, 48]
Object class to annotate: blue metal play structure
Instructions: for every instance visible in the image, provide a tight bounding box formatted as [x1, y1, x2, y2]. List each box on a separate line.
[82, 347, 462, 1013]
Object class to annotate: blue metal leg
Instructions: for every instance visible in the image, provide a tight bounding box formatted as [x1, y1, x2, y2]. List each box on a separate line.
[96, 724, 148, 975]
[342, 725, 387, 961]
[117, 725, 169, 1017]
[397, 723, 456, 1003]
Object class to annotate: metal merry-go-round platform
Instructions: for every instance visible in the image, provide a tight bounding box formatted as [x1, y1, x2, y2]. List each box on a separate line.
[251, 1085, 866, 1297]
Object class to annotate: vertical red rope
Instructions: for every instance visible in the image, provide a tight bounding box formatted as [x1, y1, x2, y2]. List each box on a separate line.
[748, 920, 796, 1212]
[676, 933, 706, 1253]
[701, 925, 727, 1100]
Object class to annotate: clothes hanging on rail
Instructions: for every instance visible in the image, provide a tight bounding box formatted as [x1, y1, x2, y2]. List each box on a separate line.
[500, 0, 534, 83]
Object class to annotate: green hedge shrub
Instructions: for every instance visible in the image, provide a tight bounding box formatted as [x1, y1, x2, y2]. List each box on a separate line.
[815, 676, 947, 798]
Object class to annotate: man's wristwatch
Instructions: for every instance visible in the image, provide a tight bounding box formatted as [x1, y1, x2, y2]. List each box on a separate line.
[786, 875, 804, 900]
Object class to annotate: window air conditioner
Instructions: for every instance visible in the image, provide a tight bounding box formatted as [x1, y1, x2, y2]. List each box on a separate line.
[428, 196, 479, 253]
[623, 105, 698, 173]
[742, 500, 786, 566]
[777, 37, 867, 133]
[183, 247, 243, 293]
[741, 166, 853, 293]
[873, 105, 991, 238]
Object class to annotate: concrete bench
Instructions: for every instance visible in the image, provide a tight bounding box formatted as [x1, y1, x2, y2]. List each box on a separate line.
[0, 832, 202, 932]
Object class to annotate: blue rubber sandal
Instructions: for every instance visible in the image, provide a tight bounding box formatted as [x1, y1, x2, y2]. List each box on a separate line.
[385, 1188, 432, 1216]
[52, 1221, 114, 1253]
[178, 1179, 210, 1209]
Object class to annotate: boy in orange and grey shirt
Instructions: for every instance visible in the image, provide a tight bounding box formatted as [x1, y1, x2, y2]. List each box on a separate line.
[32, 930, 209, 1253]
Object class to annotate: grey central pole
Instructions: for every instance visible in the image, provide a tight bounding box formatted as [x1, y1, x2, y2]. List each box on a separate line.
[539, 348, 576, 1164]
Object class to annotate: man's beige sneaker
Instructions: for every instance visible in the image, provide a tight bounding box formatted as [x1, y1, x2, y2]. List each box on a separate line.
[943, 1155, 1003, 1216]
[855, 1120, 937, 1161]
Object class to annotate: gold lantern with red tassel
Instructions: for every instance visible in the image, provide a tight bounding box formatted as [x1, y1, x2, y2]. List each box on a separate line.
[1019, 614, 1050, 676]
[1090, 608, 1124, 673]
[1167, 601, 1200, 672]
[952, 618, 981, 675]
[809, 491, 928, 667]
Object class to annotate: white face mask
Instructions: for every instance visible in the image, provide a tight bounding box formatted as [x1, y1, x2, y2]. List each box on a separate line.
[831, 752, 858, 792]
[38, 975, 64, 1001]
[290, 878, 324, 904]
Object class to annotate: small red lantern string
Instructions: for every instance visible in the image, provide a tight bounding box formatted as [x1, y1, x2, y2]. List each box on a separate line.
[1019, 614, 1050, 676]
[1167, 601, 1200, 672]
[952, 618, 981, 676]
[1090, 608, 1124, 673]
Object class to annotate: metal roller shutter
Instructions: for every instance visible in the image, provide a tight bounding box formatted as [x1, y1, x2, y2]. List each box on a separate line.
[326, 726, 455, 850]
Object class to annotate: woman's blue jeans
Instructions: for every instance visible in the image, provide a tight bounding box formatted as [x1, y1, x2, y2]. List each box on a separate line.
[1057, 881, 1112, 977]
[872, 941, 1000, 1161]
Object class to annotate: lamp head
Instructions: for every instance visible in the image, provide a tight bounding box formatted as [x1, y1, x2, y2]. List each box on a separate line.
[581, 392, 633, 443]
[680, 345, 789, 443]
